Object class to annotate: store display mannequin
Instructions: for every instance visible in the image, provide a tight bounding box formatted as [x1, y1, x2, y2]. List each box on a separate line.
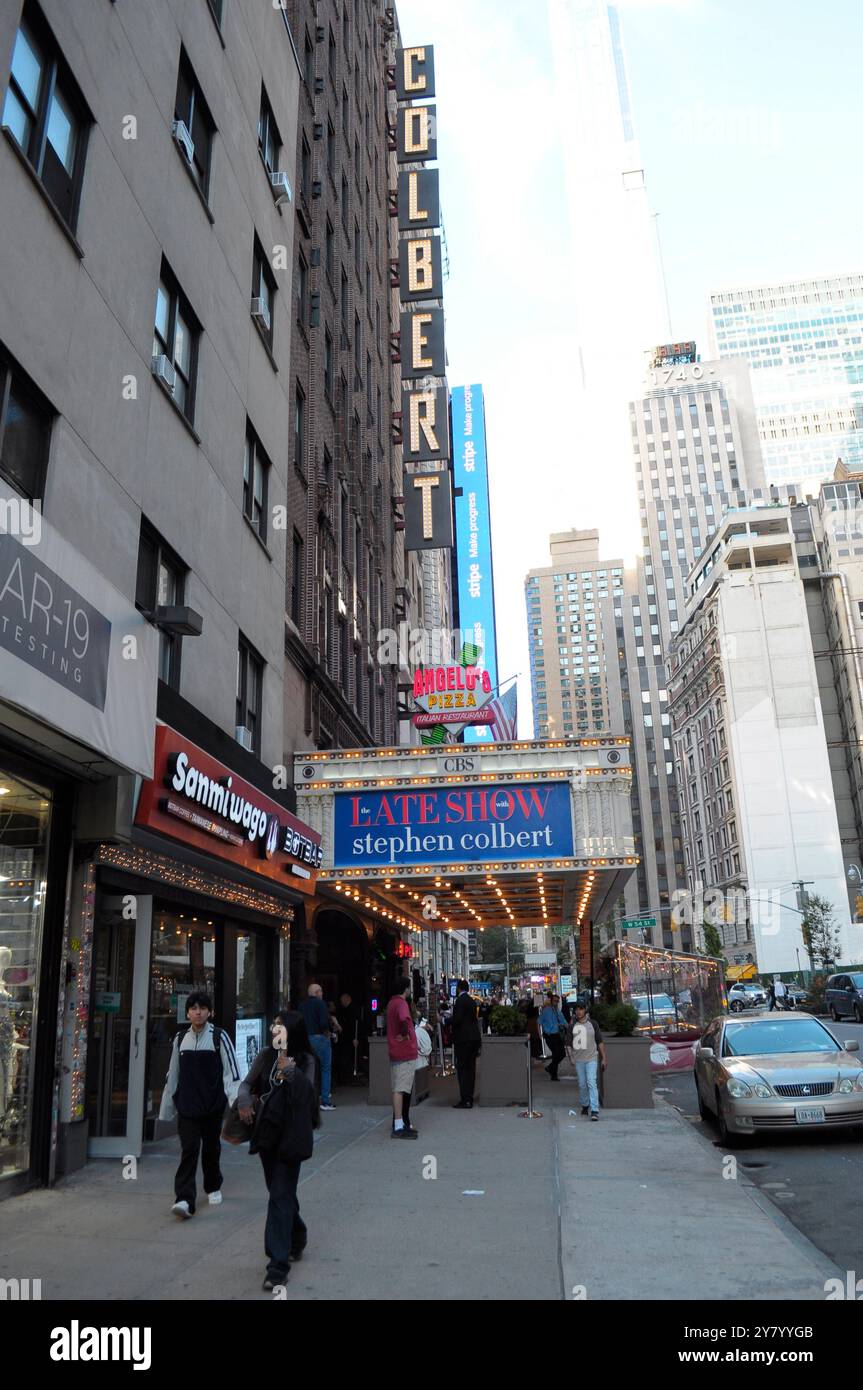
[0, 947, 14, 1120]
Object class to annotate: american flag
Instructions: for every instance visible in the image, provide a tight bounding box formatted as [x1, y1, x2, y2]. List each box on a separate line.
[484, 681, 518, 742]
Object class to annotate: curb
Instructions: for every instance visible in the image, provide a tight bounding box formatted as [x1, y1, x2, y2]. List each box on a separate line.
[654, 1094, 846, 1288]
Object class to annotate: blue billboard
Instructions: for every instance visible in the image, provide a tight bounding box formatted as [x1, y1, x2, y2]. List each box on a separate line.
[333, 782, 573, 869]
[451, 385, 499, 744]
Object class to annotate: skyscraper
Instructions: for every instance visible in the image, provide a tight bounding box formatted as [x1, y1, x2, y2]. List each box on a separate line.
[548, 0, 669, 556]
[621, 349, 767, 949]
[708, 272, 863, 490]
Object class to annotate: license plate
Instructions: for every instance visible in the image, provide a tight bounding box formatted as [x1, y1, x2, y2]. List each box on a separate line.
[795, 1105, 825, 1124]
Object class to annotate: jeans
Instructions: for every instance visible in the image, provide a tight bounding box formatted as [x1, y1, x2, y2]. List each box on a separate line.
[310, 1034, 332, 1104]
[575, 1058, 600, 1113]
[260, 1150, 306, 1280]
[175, 1113, 223, 1212]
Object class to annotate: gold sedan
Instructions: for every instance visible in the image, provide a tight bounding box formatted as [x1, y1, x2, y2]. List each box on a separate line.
[694, 1012, 863, 1148]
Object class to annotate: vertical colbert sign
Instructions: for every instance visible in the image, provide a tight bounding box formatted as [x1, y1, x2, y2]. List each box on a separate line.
[393, 42, 453, 547]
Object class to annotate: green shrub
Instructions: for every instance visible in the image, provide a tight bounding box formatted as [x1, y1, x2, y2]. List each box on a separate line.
[489, 1005, 526, 1036]
[605, 1003, 640, 1036]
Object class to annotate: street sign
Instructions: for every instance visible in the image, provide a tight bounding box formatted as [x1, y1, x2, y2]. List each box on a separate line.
[622, 914, 657, 933]
[525, 952, 556, 966]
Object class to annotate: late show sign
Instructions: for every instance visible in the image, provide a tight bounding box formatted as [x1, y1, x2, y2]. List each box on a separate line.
[333, 782, 575, 869]
[135, 725, 322, 894]
[403, 466, 454, 551]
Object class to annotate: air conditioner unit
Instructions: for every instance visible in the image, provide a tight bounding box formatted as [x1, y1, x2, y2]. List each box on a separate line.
[270, 171, 292, 205]
[235, 725, 254, 751]
[251, 297, 271, 331]
[172, 119, 195, 166]
[151, 354, 176, 390]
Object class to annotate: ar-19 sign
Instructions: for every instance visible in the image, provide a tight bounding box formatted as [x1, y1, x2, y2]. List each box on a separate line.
[393, 44, 453, 549]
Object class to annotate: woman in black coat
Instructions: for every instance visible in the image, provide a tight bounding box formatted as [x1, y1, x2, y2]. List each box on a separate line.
[238, 1010, 320, 1291]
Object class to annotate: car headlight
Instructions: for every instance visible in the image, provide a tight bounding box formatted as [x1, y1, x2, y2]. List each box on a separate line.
[751, 1082, 772, 1098]
[838, 1077, 863, 1093]
[726, 1078, 752, 1098]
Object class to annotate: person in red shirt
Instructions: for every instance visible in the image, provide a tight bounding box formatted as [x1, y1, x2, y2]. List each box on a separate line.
[386, 976, 418, 1139]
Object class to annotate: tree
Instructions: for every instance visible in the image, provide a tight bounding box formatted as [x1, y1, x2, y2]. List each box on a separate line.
[478, 925, 523, 969]
[801, 895, 842, 972]
[701, 920, 726, 961]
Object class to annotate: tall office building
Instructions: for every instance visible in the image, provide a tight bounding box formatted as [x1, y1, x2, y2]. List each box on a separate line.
[525, 532, 626, 743]
[708, 272, 863, 489]
[548, 0, 669, 554]
[282, 0, 452, 757]
[668, 503, 863, 973]
[622, 348, 768, 950]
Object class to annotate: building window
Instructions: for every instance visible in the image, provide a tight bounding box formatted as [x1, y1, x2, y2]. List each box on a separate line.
[252, 237, 276, 348]
[300, 133, 311, 201]
[294, 384, 305, 473]
[291, 530, 303, 627]
[206, 0, 224, 27]
[324, 218, 335, 282]
[0, 347, 52, 500]
[303, 29, 315, 88]
[326, 117, 335, 175]
[236, 636, 263, 755]
[152, 266, 199, 422]
[243, 422, 270, 540]
[328, 27, 336, 79]
[2, 3, 90, 229]
[341, 173, 349, 230]
[324, 329, 334, 400]
[296, 251, 308, 325]
[174, 50, 215, 197]
[135, 522, 186, 689]
[257, 86, 281, 176]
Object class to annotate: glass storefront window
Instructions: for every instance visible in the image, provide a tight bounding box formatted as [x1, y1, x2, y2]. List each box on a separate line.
[235, 931, 267, 1071]
[146, 906, 217, 1122]
[0, 771, 51, 1181]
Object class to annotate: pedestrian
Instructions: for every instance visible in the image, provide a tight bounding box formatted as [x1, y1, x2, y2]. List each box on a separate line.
[767, 980, 776, 1011]
[539, 992, 567, 1081]
[773, 977, 787, 1011]
[387, 976, 418, 1138]
[451, 979, 481, 1109]
[301, 982, 336, 1110]
[570, 1001, 607, 1120]
[335, 990, 360, 1082]
[159, 991, 241, 1219]
[238, 1011, 319, 1291]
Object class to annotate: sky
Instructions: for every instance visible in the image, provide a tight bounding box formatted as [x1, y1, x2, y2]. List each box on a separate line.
[394, 0, 863, 732]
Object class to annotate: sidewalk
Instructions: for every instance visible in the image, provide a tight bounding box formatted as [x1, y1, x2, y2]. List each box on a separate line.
[0, 1068, 842, 1300]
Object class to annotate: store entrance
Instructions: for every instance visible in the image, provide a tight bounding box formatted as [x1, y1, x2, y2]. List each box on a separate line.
[85, 896, 151, 1158]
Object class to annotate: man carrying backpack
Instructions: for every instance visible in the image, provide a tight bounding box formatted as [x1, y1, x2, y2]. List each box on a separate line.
[159, 992, 241, 1218]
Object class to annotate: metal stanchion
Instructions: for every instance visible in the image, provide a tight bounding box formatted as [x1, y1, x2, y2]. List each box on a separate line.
[519, 1035, 542, 1119]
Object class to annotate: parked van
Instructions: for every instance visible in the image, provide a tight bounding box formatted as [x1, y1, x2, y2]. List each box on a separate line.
[825, 972, 863, 1023]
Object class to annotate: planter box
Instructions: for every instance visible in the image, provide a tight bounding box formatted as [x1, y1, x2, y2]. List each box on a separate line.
[477, 1034, 531, 1106]
[600, 1035, 654, 1109]
[367, 1036, 429, 1106]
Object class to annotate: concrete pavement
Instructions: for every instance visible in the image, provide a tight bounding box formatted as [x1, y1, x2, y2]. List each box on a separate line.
[0, 1067, 844, 1301]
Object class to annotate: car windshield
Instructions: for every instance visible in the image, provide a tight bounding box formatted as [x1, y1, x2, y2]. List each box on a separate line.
[850, 974, 863, 989]
[723, 1019, 838, 1057]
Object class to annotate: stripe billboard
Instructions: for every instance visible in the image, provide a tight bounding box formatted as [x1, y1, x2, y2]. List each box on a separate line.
[451, 384, 499, 744]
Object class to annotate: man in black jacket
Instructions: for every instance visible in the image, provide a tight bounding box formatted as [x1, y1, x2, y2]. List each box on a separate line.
[451, 980, 481, 1109]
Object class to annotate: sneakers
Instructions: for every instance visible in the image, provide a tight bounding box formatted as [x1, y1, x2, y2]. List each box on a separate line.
[171, 1200, 193, 1219]
[391, 1125, 418, 1139]
[581, 1107, 589, 1116]
[590, 1112, 599, 1122]
[320, 1102, 336, 1111]
[262, 1272, 288, 1292]
[208, 1191, 223, 1205]
[289, 1247, 306, 1263]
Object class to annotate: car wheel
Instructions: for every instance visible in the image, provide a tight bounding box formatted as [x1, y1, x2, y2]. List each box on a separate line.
[716, 1090, 749, 1149]
[856, 1004, 863, 1024]
[730, 1000, 744, 1013]
[830, 1006, 840, 1022]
